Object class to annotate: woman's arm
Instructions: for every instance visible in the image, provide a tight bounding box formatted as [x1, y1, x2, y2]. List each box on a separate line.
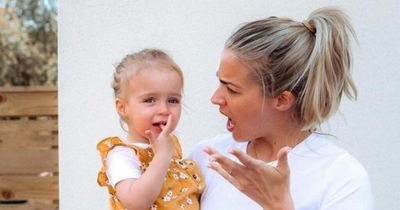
[116, 115, 175, 210]
[204, 146, 294, 210]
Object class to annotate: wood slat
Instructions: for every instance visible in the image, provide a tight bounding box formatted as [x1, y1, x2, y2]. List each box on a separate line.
[0, 199, 58, 210]
[0, 119, 58, 149]
[0, 86, 57, 93]
[0, 149, 58, 175]
[0, 88, 57, 117]
[0, 176, 58, 200]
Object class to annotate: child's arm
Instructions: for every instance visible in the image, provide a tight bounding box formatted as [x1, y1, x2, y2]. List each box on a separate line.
[115, 115, 175, 210]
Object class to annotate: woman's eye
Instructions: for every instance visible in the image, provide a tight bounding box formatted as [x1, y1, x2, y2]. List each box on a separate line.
[143, 97, 155, 103]
[168, 97, 180, 104]
[226, 87, 238, 94]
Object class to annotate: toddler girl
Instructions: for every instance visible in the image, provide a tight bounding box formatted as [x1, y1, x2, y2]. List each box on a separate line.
[97, 49, 204, 210]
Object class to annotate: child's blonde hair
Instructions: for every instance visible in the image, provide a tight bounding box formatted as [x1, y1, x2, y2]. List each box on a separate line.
[112, 48, 184, 99]
[225, 7, 357, 131]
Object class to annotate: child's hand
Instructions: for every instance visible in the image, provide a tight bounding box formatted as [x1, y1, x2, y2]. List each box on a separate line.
[145, 115, 175, 158]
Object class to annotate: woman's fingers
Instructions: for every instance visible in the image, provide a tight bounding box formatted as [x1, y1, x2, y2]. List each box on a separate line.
[204, 145, 293, 209]
[204, 146, 244, 178]
[205, 147, 241, 186]
[207, 160, 238, 183]
[229, 147, 261, 168]
[203, 146, 219, 156]
[203, 146, 235, 168]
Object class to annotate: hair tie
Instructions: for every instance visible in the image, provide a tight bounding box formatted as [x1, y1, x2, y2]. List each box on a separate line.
[302, 21, 316, 35]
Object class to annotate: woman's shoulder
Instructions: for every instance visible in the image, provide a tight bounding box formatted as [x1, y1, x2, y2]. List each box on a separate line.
[293, 133, 370, 182]
[312, 134, 370, 184]
[325, 148, 370, 183]
[291, 134, 373, 208]
[321, 145, 374, 208]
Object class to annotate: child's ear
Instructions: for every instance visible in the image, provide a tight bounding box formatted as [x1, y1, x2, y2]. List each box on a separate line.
[273, 91, 295, 111]
[115, 98, 127, 118]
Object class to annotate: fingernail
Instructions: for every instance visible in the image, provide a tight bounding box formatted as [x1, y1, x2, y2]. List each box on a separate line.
[228, 148, 235, 154]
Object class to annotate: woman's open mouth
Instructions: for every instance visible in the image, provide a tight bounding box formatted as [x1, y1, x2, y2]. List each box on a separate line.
[227, 118, 235, 132]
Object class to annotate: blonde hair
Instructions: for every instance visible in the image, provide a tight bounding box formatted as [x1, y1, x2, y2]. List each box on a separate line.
[112, 48, 184, 99]
[225, 7, 357, 131]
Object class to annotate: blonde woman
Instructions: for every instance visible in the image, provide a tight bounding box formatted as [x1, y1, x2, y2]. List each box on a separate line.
[190, 7, 374, 210]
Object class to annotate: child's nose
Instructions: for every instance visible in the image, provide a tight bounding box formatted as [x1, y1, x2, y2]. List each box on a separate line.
[158, 102, 170, 115]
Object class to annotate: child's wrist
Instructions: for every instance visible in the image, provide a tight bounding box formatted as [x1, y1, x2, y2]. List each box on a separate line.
[154, 149, 173, 160]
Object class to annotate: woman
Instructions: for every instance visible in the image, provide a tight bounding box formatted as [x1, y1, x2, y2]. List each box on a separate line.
[190, 7, 374, 210]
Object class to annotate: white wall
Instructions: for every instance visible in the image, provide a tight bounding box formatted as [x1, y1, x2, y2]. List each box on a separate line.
[59, 0, 400, 209]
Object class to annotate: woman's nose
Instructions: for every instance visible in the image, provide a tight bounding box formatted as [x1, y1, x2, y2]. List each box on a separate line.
[211, 87, 226, 106]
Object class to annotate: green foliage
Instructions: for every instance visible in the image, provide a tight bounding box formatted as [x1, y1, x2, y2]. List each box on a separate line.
[0, 0, 57, 86]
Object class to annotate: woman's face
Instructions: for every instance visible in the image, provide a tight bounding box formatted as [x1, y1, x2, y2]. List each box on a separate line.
[211, 50, 277, 142]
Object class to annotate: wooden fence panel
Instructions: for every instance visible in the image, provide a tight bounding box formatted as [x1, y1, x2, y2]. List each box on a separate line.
[0, 176, 58, 200]
[0, 87, 57, 117]
[0, 119, 58, 149]
[0, 86, 58, 210]
[0, 199, 58, 210]
[0, 149, 58, 175]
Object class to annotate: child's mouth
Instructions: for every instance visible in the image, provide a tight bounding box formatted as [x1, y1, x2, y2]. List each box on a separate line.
[152, 121, 167, 131]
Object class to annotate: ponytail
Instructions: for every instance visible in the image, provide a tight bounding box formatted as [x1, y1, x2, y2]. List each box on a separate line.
[300, 7, 357, 130]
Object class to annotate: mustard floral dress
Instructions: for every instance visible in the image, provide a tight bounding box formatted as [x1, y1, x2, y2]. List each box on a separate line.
[97, 136, 205, 210]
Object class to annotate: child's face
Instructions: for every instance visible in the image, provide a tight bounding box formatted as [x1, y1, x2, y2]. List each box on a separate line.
[118, 68, 182, 142]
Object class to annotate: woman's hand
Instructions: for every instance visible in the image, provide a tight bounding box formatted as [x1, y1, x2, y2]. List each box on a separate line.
[204, 146, 294, 210]
[145, 115, 175, 158]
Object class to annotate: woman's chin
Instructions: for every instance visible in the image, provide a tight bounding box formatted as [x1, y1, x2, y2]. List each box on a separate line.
[231, 132, 250, 142]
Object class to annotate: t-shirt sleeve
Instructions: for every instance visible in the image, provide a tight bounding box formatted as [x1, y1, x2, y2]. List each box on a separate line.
[321, 154, 375, 210]
[106, 146, 142, 188]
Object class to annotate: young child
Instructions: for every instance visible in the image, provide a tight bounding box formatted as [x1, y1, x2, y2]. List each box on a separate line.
[97, 49, 204, 210]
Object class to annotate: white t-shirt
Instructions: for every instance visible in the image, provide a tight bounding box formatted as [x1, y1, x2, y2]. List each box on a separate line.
[106, 142, 150, 187]
[189, 133, 374, 210]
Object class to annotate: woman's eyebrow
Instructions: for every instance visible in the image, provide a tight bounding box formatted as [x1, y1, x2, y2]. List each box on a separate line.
[219, 78, 240, 88]
[216, 72, 240, 88]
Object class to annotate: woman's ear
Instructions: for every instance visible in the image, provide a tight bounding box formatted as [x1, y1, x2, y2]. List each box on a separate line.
[273, 91, 295, 111]
[115, 98, 127, 118]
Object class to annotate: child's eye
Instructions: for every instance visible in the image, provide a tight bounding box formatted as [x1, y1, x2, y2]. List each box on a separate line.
[168, 97, 180, 104]
[143, 97, 156, 103]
